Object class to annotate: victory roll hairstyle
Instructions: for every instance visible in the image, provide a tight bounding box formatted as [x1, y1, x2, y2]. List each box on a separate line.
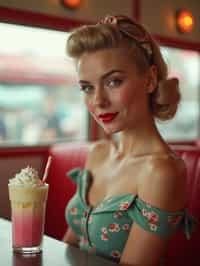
[67, 15, 180, 121]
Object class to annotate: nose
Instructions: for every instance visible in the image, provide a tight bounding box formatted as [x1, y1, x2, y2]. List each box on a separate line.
[93, 87, 109, 107]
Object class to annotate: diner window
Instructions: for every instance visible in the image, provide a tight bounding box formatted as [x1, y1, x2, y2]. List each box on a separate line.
[0, 23, 88, 146]
[157, 46, 200, 141]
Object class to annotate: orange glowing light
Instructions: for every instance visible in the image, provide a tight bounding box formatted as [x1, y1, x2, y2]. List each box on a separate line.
[176, 10, 194, 33]
[62, 0, 82, 9]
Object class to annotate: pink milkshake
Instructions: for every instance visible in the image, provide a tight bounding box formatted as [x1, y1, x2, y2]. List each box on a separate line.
[8, 166, 48, 254]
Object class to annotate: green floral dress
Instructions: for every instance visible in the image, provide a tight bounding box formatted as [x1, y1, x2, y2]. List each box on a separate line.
[65, 168, 196, 263]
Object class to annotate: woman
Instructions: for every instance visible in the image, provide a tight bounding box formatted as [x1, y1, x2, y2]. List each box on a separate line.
[63, 15, 195, 266]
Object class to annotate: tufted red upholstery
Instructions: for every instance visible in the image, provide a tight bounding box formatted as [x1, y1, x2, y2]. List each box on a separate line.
[44, 142, 200, 265]
[167, 145, 200, 265]
[45, 142, 88, 240]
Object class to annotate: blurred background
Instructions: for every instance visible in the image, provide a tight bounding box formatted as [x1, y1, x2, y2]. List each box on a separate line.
[0, 0, 199, 146]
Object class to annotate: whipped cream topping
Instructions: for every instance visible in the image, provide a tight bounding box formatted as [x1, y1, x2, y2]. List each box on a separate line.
[9, 166, 43, 187]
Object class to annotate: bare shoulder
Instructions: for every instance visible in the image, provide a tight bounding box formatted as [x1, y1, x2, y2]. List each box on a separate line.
[85, 139, 112, 169]
[151, 152, 187, 180]
[138, 153, 187, 211]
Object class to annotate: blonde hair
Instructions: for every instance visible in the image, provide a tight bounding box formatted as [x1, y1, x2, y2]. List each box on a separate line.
[66, 19, 180, 121]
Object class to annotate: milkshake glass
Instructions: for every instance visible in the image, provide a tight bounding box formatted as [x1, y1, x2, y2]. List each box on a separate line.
[8, 166, 49, 254]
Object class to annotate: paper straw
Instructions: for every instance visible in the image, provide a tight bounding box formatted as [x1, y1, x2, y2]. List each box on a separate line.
[42, 156, 52, 183]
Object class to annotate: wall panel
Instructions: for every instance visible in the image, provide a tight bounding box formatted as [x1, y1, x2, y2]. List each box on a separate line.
[140, 0, 200, 44]
[0, 0, 133, 22]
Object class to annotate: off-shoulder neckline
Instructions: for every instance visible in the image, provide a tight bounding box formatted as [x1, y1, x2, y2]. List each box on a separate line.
[76, 169, 185, 214]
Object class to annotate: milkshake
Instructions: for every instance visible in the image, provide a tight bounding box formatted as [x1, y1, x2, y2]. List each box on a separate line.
[8, 166, 49, 254]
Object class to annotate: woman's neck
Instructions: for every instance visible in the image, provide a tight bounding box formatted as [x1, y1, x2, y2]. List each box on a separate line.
[113, 119, 166, 159]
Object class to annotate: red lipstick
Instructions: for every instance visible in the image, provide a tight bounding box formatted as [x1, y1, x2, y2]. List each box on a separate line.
[98, 112, 118, 123]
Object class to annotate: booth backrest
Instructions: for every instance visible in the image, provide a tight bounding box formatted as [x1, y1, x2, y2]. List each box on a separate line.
[45, 142, 88, 240]
[45, 143, 200, 265]
[167, 145, 200, 265]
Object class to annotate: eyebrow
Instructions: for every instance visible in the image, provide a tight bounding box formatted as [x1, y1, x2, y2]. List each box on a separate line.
[79, 69, 125, 84]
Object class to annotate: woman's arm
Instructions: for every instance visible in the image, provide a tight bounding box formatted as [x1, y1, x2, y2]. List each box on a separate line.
[63, 227, 79, 248]
[120, 156, 186, 266]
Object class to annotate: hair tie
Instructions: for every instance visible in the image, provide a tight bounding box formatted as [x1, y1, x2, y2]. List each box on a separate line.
[98, 15, 153, 64]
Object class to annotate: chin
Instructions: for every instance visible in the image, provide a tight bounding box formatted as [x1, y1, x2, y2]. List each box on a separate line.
[102, 124, 124, 135]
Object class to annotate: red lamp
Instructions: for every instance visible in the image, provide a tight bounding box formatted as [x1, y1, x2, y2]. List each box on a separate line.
[61, 0, 82, 9]
[176, 9, 194, 33]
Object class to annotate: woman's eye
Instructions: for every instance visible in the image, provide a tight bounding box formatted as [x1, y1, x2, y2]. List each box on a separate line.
[80, 85, 94, 93]
[107, 78, 123, 88]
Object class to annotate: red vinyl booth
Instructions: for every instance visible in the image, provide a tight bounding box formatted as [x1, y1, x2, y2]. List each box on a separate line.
[167, 145, 200, 265]
[45, 143, 200, 266]
[45, 142, 88, 240]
